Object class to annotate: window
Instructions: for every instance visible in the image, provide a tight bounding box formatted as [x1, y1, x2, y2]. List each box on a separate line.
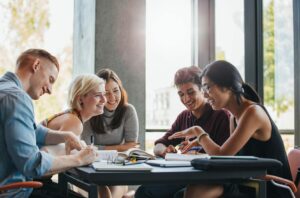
[0, 0, 74, 122]
[263, 0, 294, 149]
[215, 0, 245, 77]
[146, 0, 193, 130]
[263, 0, 294, 131]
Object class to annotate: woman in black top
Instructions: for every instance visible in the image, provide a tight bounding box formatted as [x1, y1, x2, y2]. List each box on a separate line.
[169, 60, 292, 198]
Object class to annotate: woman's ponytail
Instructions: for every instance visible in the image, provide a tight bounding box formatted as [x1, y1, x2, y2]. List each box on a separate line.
[242, 83, 261, 104]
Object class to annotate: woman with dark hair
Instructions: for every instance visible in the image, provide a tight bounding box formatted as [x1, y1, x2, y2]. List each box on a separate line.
[81, 68, 138, 198]
[169, 60, 292, 198]
[135, 66, 230, 198]
[82, 68, 138, 151]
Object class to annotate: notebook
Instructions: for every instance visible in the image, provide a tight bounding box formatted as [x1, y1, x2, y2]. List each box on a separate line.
[92, 162, 153, 172]
[96, 150, 118, 161]
[165, 153, 209, 161]
[146, 159, 191, 167]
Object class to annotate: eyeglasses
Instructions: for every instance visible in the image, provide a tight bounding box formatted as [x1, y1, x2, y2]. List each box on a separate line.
[201, 83, 215, 93]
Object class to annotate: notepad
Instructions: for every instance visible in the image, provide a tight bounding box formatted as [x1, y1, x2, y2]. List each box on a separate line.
[165, 153, 209, 161]
[146, 159, 191, 167]
[92, 162, 153, 172]
[96, 150, 118, 161]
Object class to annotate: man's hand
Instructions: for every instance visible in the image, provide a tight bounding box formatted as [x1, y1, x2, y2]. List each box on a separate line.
[75, 145, 98, 166]
[63, 132, 84, 154]
[165, 145, 177, 154]
[155, 144, 177, 158]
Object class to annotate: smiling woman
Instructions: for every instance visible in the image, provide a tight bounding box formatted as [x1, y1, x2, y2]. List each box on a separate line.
[168, 60, 292, 198]
[41, 74, 106, 137]
[81, 68, 139, 198]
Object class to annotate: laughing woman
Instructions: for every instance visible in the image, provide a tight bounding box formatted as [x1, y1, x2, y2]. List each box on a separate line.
[81, 68, 139, 198]
[40, 74, 111, 198]
[81, 68, 139, 151]
[41, 74, 106, 154]
[169, 60, 292, 198]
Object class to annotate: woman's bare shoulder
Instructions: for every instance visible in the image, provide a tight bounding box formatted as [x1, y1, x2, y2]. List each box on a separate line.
[55, 113, 83, 135]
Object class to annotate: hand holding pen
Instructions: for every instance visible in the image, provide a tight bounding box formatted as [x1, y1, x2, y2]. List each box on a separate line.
[90, 135, 98, 150]
[90, 135, 94, 146]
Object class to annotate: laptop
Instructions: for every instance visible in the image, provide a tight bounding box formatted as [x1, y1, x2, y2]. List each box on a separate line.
[146, 159, 191, 167]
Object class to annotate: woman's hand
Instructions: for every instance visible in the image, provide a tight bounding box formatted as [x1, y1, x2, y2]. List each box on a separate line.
[168, 126, 204, 141]
[180, 139, 199, 154]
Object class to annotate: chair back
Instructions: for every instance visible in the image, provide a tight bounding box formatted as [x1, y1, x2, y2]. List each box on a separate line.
[288, 148, 300, 198]
[0, 181, 43, 197]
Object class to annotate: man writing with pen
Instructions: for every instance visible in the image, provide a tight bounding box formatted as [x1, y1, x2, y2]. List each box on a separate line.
[135, 66, 231, 198]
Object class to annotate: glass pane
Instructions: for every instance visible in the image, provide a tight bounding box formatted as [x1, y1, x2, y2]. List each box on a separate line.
[215, 0, 245, 77]
[146, 0, 192, 129]
[0, 0, 73, 122]
[263, 0, 294, 131]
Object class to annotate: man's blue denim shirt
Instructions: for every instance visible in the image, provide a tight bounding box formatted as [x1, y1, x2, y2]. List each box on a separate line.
[0, 72, 53, 197]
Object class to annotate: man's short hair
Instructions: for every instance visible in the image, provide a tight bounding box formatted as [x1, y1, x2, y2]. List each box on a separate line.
[174, 66, 202, 89]
[16, 49, 59, 71]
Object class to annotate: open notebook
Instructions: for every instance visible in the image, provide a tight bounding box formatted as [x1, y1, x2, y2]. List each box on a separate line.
[146, 159, 191, 167]
[165, 153, 209, 161]
[92, 162, 153, 172]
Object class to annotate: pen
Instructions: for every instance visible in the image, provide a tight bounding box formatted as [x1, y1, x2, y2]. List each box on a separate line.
[188, 146, 202, 152]
[90, 135, 94, 146]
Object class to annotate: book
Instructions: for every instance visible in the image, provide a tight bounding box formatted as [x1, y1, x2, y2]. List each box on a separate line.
[146, 159, 191, 167]
[165, 153, 209, 161]
[118, 148, 156, 160]
[92, 161, 153, 172]
[96, 150, 118, 161]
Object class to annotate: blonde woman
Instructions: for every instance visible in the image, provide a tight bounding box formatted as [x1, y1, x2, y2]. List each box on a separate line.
[41, 74, 112, 198]
[41, 74, 106, 155]
[82, 69, 138, 198]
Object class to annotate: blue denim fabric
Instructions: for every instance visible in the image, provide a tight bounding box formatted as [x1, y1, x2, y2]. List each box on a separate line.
[0, 72, 53, 197]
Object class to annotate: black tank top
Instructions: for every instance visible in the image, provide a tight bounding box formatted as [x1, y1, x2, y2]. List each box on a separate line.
[237, 104, 291, 180]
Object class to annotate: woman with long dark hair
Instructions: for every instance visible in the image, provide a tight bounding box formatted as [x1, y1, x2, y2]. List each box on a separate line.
[169, 60, 292, 198]
[81, 68, 139, 198]
[82, 68, 138, 151]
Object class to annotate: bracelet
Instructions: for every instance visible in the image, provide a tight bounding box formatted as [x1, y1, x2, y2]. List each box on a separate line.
[197, 132, 208, 144]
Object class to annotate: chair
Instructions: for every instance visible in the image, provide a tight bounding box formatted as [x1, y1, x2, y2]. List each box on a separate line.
[0, 181, 43, 194]
[262, 148, 300, 198]
[287, 148, 300, 198]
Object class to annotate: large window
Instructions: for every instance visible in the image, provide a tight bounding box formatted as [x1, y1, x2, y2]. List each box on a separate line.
[0, 0, 73, 122]
[145, 0, 193, 153]
[263, 0, 294, 149]
[215, 0, 245, 77]
[146, 0, 193, 130]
